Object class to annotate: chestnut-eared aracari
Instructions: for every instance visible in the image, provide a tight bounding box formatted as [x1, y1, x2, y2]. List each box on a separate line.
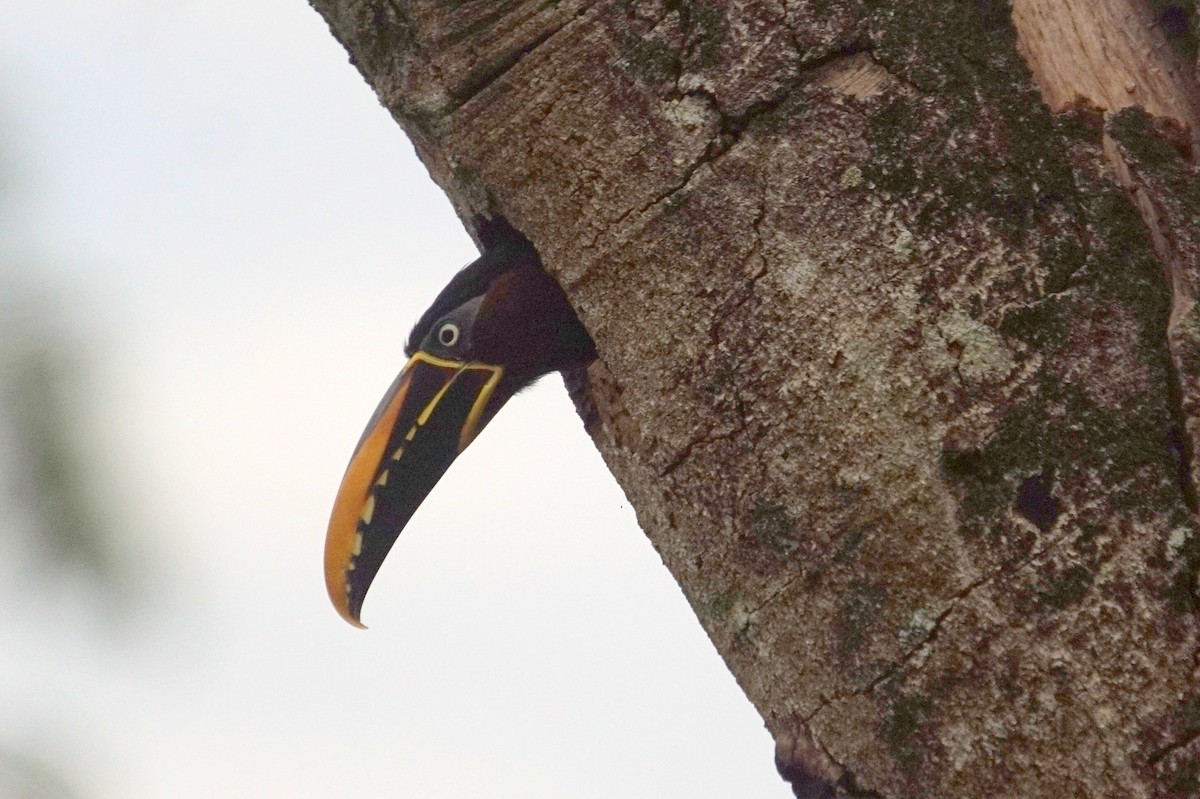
[324, 231, 595, 627]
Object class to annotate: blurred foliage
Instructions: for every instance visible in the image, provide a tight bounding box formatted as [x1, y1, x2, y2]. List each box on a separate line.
[0, 94, 124, 596]
[0, 744, 82, 799]
[0, 289, 130, 608]
[0, 292, 108, 796]
[0, 95, 122, 799]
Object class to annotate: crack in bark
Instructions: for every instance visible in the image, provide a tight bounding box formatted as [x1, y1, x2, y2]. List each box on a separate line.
[660, 419, 746, 477]
[830, 762, 887, 799]
[778, 0, 805, 61]
[662, 197, 769, 479]
[1165, 339, 1200, 515]
[1149, 727, 1200, 766]
[801, 570, 990, 724]
[674, 0, 704, 68]
[445, 1, 594, 112]
[616, 38, 873, 229]
[801, 519, 1080, 726]
[709, 196, 769, 347]
[1099, 127, 1200, 517]
[609, 94, 729, 229]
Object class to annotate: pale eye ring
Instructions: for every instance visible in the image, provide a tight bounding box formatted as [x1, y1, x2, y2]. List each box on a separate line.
[437, 322, 460, 347]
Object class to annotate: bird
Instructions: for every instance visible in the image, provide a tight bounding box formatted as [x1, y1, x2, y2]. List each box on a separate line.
[323, 228, 596, 627]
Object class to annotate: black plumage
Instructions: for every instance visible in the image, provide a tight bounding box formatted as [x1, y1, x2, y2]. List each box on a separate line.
[324, 228, 594, 626]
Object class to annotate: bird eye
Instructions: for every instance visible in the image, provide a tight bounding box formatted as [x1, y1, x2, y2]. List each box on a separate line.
[437, 322, 460, 347]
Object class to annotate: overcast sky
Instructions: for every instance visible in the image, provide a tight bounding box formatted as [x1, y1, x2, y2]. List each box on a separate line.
[0, 3, 785, 797]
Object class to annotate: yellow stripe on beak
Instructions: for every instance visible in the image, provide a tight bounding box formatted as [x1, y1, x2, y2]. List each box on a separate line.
[324, 368, 413, 628]
[324, 352, 505, 628]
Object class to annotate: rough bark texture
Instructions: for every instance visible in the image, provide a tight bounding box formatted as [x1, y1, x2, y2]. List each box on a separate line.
[307, 1, 1200, 796]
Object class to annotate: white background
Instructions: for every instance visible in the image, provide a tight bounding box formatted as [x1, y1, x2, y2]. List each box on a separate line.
[0, 3, 785, 796]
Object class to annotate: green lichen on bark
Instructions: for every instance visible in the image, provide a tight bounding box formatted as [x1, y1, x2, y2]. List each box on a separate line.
[1156, 695, 1200, 791]
[835, 580, 889, 675]
[831, 526, 868, 565]
[679, 1, 729, 69]
[613, 26, 679, 86]
[940, 160, 1184, 537]
[861, 0, 1077, 242]
[1168, 760, 1200, 795]
[865, 0, 1015, 93]
[1035, 563, 1095, 610]
[1164, 527, 1200, 613]
[748, 499, 798, 552]
[1107, 109, 1200, 234]
[1109, 107, 1191, 168]
[610, 0, 730, 86]
[704, 590, 740, 617]
[881, 687, 933, 775]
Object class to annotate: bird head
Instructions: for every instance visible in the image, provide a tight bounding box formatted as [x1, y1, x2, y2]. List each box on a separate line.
[323, 233, 594, 627]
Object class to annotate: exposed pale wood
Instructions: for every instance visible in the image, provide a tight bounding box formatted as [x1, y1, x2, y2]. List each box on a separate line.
[1012, 0, 1200, 144]
[814, 52, 895, 100]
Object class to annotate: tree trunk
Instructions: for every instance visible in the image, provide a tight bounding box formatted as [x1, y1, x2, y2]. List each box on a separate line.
[306, 1, 1200, 796]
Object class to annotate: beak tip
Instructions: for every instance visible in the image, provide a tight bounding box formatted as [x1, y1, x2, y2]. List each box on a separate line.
[325, 565, 369, 629]
[322, 352, 505, 631]
[331, 592, 369, 630]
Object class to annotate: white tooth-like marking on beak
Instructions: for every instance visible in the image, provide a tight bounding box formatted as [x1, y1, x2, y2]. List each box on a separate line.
[361, 494, 376, 525]
[352, 531, 364, 557]
[391, 447, 404, 461]
[375, 470, 389, 486]
[404, 425, 419, 442]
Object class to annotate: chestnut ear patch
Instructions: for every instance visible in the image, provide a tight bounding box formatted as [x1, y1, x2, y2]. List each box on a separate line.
[326, 224, 594, 627]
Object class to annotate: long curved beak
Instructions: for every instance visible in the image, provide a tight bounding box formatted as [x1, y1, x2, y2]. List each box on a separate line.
[324, 352, 504, 627]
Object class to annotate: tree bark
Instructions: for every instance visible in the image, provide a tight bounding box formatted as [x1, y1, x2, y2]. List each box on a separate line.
[307, 1, 1200, 796]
